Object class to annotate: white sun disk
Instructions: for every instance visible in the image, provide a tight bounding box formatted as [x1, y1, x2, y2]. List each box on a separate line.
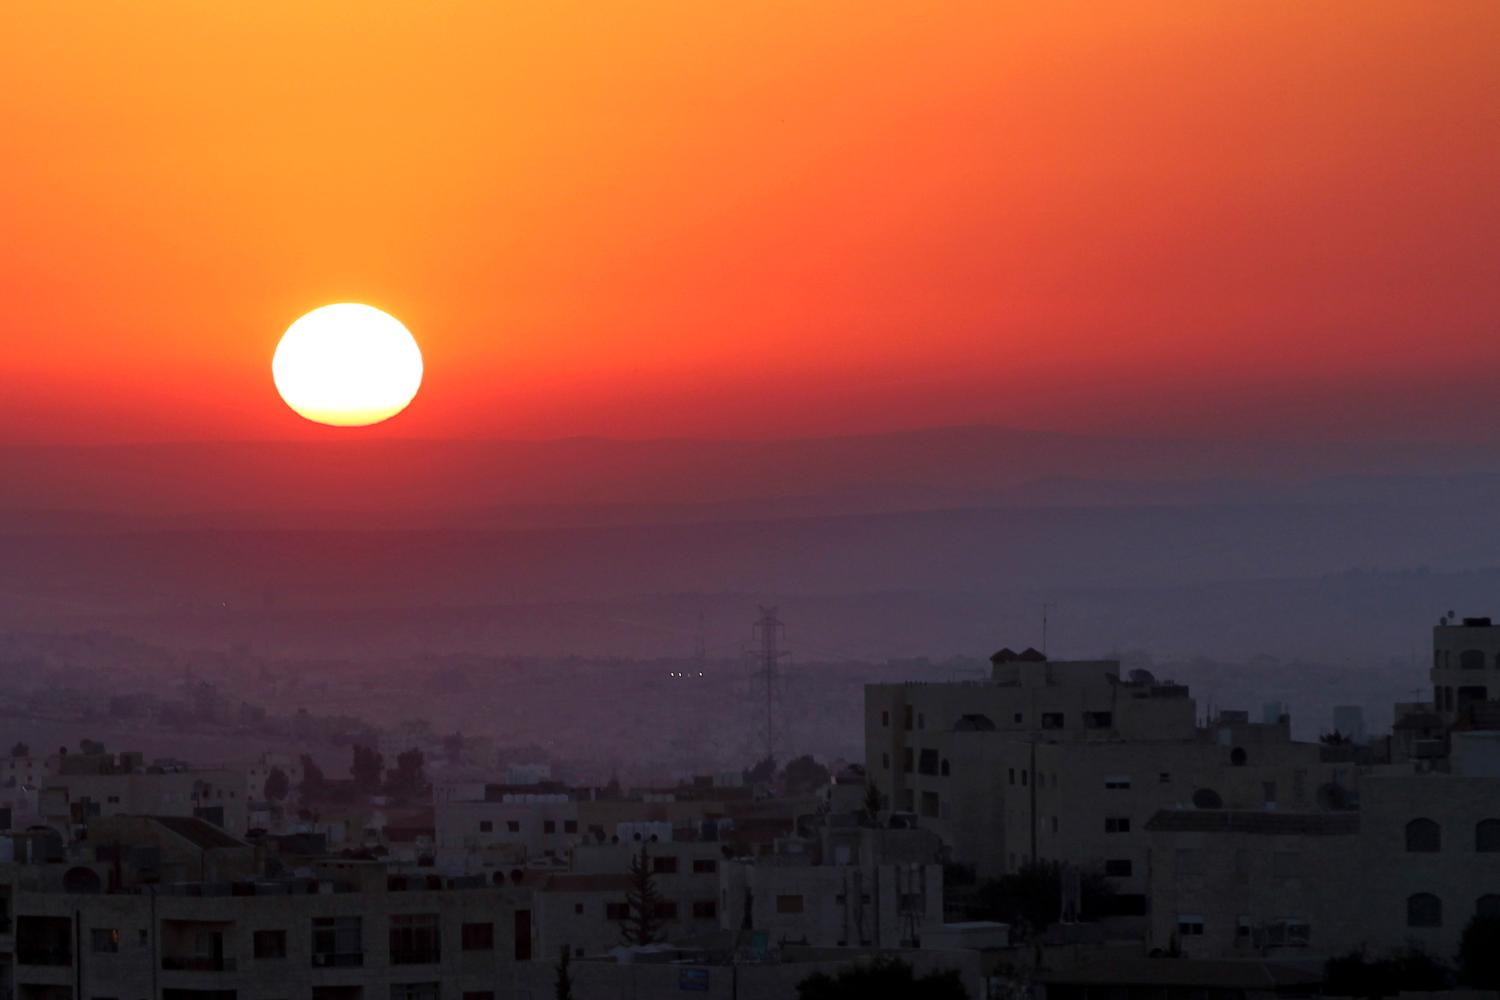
[273, 304, 423, 427]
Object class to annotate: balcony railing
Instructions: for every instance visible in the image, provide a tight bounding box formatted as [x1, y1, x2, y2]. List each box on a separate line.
[311, 951, 364, 968]
[162, 955, 238, 972]
[390, 947, 442, 965]
[17, 946, 72, 966]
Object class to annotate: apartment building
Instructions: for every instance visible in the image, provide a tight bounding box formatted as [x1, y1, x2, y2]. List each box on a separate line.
[39, 760, 251, 840]
[4, 859, 534, 1000]
[866, 649, 1334, 881]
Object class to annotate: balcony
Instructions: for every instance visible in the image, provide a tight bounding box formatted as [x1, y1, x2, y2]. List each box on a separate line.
[16, 947, 71, 967]
[311, 951, 364, 968]
[162, 955, 238, 972]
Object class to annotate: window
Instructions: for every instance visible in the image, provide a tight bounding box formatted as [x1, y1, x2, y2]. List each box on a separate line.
[1177, 915, 1205, 936]
[390, 984, 439, 1000]
[881, 752, 890, 770]
[543, 820, 556, 834]
[1477, 820, 1500, 852]
[253, 929, 287, 959]
[940, 759, 951, 777]
[693, 899, 717, 919]
[652, 900, 679, 921]
[564, 820, 578, 834]
[389, 914, 441, 965]
[463, 993, 495, 1000]
[902, 748, 913, 773]
[917, 748, 939, 776]
[1407, 892, 1442, 928]
[652, 855, 678, 875]
[90, 928, 119, 953]
[692, 858, 718, 875]
[311, 916, 363, 968]
[1021, 771, 1028, 787]
[1461, 649, 1486, 670]
[506, 820, 520, 833]
[1406, 818, 1441, 853]
[776, 895, 804, 914]
[574, 903, 583, 915]
[1008, 768, 1015, 785]
[1158, 772, 1172, 784]
[1103, 775, 1131, 790]
[881, 710, 890, 727]
[1105, 816, 1131, 834]
[918, 713, 925, 730]
[605, 902, 629, 921]
[903, 706, 913, 731]
[1041, 712, 1064, 730]
[460, 922, 493, 951]
[1084, 711, 1113, 729]
[1263, 782, 1278, 806]
[920, 791, 939, 818]
[1236, 915, 1253, 939]
[478, 821, 493, 833]
[1230, 747, 1247, 766]
[1105, 859, 1133, 878]
[1013, 713, 1023, 724]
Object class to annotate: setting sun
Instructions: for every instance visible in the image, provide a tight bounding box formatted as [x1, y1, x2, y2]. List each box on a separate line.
[272, 304, 424, 427]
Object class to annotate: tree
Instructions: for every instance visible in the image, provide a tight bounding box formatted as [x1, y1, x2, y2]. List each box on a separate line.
[350, 744, 384, 793]
[797, 955, 968, 1000]
[743, 756, 777, 787]
[1320, 730, 1353, 746]
[385, 748, 429, 801]
[971, 861, 1113, 939]
[297, 753, 326, 801]
[783, 754, 831, 796]
[442, 731, 465, 765]
[862, 782, 882, 824]
[554, 945, 576, 1000]
[1460, 914, 1500, 989]
[263, 766, 290, 802]
[620, 845, 664, 946]
[1324, 947, 1450, 997]
[10, 742, 28, 759]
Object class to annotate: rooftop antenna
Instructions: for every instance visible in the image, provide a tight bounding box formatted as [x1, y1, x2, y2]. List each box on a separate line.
[751, 607, 789, 766]
[1042, 602, 1056, 656]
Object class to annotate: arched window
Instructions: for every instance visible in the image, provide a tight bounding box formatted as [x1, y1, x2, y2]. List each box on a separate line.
[1407, 892, 1442, 928]
[1230, 747, 1247, 767]
[1477, 819, 1500, 852]
[1478, 895, 1500, 919]
[940, 759, 951, 777]
[1406, 818, 1441, 852]
[1461, 649, 1486, 670]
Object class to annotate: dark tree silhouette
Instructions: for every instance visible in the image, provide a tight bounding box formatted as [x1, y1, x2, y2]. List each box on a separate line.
[1324, 947, 1450, 997]
[263, 766, 290, 802]
[620, 845, 664, 946]
[743, 756, 778, 787]
[297, 753, 326, 801]
[797, 955, 968, 1000]
[1460, 915, 1500, 989]
[971, 861, 1113, 939]
[350, 745, 384, 793]
[862, 782, 882, 824]
[385, 748, 429, 801]
[783, 754, 831, 796]
[554, 945, 575, 1000]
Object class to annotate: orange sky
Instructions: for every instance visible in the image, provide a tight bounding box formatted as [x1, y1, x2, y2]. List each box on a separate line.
[3, 2, 1498, 444]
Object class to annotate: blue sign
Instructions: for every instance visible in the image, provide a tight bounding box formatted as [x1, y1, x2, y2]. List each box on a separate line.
[679, 967, 710, 991]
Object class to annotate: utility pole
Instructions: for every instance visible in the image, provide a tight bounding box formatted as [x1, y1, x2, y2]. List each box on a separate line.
[751, 607, 788, 766]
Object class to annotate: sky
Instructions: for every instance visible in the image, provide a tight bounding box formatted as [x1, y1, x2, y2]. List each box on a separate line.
[3, 2, 1498, 445]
